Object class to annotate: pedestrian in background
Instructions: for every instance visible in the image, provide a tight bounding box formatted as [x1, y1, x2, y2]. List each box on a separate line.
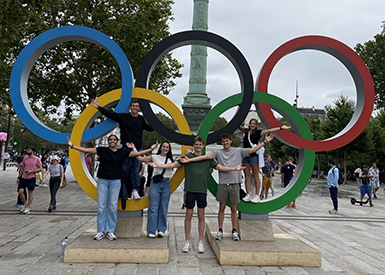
[324, 159, 339, 214]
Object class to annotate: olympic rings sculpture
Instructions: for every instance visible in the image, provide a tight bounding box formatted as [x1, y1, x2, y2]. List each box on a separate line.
[10, 26, 375, 213]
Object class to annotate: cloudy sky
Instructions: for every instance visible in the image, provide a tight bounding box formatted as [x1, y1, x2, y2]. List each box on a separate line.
[157, 0, 385, 121]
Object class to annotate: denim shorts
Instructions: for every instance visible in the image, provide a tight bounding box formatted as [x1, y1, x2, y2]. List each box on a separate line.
[372, 179, 380, 188]
[242, 155, 259, 165]
[360, 185, 373, 197]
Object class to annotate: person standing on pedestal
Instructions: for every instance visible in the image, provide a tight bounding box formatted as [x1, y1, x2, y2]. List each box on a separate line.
[67, 135, 158, 241]
[133, 141, 174, 239]
[239, 118, 290, 203]
[91, 99, 154, 199]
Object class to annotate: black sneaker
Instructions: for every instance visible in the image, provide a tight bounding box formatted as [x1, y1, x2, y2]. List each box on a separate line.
[374, 194, 377, 199]
[48, 205, 53, 212]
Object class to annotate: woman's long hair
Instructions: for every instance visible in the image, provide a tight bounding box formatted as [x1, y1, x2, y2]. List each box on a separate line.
[156, 141, 174, 161]
[247, 118, 259, 134]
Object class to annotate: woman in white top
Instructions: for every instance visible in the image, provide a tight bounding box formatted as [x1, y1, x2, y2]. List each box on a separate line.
[136, 141, 174, 238]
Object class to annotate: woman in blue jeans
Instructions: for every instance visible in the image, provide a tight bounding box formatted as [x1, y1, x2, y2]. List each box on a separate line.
[67, 135, 158, 241]
[135, 141, 174, 238]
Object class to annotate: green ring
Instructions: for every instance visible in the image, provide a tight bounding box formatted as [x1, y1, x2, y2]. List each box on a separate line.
[197, 92, 315, 214]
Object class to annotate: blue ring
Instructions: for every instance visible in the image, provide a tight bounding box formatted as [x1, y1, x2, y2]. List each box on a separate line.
[10, 25, 133, 144]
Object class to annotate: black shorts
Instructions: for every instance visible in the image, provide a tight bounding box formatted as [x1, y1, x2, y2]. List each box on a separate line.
[185, 192, 207, 209]
[19, 178, 36, 191]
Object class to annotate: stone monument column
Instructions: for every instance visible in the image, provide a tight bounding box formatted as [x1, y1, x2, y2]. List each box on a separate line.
[182, 0, 211, 133]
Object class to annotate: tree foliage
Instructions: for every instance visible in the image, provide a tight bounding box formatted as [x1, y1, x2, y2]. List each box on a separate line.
[0, 0, 182, 123]
[355, 20, 385, 109]
[142, 112, 177, 149]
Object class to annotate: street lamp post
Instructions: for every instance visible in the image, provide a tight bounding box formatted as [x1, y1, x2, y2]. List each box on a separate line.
[19, 125, 25, 153]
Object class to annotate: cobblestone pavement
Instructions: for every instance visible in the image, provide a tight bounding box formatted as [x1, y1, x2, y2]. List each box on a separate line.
[1, 164, 385, 275]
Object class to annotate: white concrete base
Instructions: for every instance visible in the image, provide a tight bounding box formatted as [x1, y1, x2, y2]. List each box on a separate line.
[64, 223, 169, 263]
[206, 222, 321, 266]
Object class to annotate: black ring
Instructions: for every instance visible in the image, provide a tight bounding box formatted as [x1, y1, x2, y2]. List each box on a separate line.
[135, 30, 254, 145]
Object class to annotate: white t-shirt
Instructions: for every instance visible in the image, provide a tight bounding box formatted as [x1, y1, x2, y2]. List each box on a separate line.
[152, 155, 173, 178]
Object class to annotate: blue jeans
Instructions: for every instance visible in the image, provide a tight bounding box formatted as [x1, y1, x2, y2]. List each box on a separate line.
[122, 155, 140, 191]
[147, 179, 171, 235]
[97, 178, 121, 233]
[329, 186, 338, 210]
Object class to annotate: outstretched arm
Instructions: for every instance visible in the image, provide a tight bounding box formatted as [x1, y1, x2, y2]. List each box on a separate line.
[261, 125, 291, 136]
[179, 154, 213, 164]
[67, 137, 97, 154]
[149, 161, 181, 169]
[127, 141, 158, 158]
[248, 134, 274, 155]
[216, 164, 245, 172]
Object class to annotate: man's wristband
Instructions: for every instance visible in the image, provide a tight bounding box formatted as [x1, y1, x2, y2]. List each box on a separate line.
[280, 126, 282, 130]
[71, 145, 74, 149]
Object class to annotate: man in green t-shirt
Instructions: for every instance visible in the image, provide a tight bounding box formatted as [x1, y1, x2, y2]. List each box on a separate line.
[150, 137, 244, 254]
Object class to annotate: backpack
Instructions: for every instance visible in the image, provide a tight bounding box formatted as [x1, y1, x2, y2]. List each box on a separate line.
[333, 167, 344, 185]
[60, 156, 66, 167]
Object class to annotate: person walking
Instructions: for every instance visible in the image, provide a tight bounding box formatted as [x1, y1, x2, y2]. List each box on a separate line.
[17, 146, 42, 214]
[369, 163, 380, 198]
[359, 165, 374, 207]
[133, 141, 174, 239]
[280, 156, 297, 208]
[239, 118, 290, 203]
[42, 155, 64, 212]
[324, 159, 339, 214]
[67, 135, 158, 241]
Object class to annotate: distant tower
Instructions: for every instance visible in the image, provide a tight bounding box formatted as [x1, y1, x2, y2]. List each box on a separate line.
[182, 0, 211, 133]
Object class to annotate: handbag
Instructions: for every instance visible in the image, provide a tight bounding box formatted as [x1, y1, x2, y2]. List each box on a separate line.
[152, 157, 168, 183]
[248, 132, 261, 155]
[35, 157, 43, 180]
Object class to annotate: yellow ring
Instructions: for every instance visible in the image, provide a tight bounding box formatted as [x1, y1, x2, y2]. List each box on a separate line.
[69, 87, 191, 211]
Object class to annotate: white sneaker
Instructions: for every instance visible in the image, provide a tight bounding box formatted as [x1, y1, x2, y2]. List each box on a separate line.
[182, 241, 190, 253]
[106, 232, 117, 241]
[232, 231, 240, 241]
[328, 209, 338, 214]
[132, 190, 140, 200]
[242, 194, 251, 202]
[22, 208, 30, 214]
[20, 205, 27, 213]
[198, 241, 205, 253]
[148, 234, 156, 238]
[157, 232, 164, 238]
[93, 232, 105, 240]
[250, 195, 261, 203]
[215, 231, 223, 240]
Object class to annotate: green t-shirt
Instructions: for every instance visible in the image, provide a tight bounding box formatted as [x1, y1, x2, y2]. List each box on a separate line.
[177, 153, 218, 193]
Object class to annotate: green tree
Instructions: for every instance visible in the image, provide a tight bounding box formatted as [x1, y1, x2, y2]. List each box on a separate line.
[355, 20, 385, 108]
[1, 0, 182, 122]
[210, 117, 241, 146]
[142, 112, 177, 149]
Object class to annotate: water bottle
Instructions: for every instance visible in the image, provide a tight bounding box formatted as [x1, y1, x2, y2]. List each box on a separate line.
[62, 237, 69, 255]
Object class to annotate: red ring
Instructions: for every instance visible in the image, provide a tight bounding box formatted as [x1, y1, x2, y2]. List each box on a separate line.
[256, 35, 374, 151]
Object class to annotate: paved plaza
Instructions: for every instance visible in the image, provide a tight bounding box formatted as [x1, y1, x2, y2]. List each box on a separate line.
[1, 164, 385, 275]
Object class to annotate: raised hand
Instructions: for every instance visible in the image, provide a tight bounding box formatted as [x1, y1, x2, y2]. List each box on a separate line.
[185, 147, 193, 154]
[66, 137, 73, 147]
[281, 125, 291, 130]
[91, 99, 100, 108]
[264, 133, 275, 143]
[151, 140, 159, 150]
[126, 142, 135, 149]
